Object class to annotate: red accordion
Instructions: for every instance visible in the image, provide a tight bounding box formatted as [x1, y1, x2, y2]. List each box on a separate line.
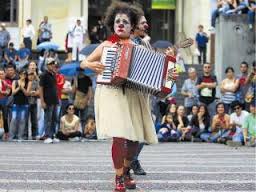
[97, 44, 176, 97]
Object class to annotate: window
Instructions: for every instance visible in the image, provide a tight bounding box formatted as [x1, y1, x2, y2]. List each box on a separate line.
[0, 0, 18, 24]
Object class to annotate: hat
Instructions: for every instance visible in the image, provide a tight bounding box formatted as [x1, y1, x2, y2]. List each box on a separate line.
[46, 58, 56, 65]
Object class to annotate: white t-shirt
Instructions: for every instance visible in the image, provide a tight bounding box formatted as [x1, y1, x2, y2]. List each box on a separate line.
[230, 110, 249, 131]
[61, 115, 80, 134]
[23, 24, 35, 39]
[72, 25, 85, 42]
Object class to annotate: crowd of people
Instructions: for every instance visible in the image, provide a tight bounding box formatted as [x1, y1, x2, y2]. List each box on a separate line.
[0, 59, 97, 143]
[155, 62, 256, 147]
[211, 0, 256, 31]
[0, 3, 255, 149]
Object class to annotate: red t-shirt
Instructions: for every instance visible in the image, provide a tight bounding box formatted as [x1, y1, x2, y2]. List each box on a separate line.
[56, 73, 65, 100]
[0, 79, 12, 99]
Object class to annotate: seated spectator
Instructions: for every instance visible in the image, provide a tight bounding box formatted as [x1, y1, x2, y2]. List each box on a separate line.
[166, 103, 177, 117]
[226, 101, 249, 146]
[210, 102, 231, 143]
[9, 69, 29, 140]
[220, 67, 239, 113]
[242, 102, 256, 147]
[211, 0, 237, 29]
[4, 42, 17, 65]
[226, 0, 249, 14]
[56, 103, 81, 141]
[181, 67, 199, 114]
[16, 43, 30, 70]
[83, 115, 97, 139]
[157, 113, 178, 142]
[247, 0, 256, 29]
[187, 105, 199, 122]
[173, 105, 190, 141]
[189, 104, 211, 142]
[156, 103, 177, 132]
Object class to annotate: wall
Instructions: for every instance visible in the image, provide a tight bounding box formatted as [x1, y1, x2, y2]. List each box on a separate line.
[215, 15, 255, 82]
[175, 0, 211, 64]
[17, 0, 88, 50]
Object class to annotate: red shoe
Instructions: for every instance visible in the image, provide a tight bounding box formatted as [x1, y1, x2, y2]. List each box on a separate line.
[124, 168, 136, 190]
[114, 175, 126, 192]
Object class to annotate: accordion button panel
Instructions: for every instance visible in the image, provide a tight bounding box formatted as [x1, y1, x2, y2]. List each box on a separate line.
[97, 47, 118, 84]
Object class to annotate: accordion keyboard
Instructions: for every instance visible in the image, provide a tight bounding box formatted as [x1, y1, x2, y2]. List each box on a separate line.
[97, 47, 118, 84]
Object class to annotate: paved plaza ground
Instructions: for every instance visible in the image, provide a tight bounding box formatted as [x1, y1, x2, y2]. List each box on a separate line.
[0, 140, 255, 192]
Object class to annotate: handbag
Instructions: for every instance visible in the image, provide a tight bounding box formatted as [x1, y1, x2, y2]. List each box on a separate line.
[74, 90, 88, 109]
[73, 77, 89, 109]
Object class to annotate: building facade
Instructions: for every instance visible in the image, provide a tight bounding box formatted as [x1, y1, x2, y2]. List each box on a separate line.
[0, 0, 212, 58]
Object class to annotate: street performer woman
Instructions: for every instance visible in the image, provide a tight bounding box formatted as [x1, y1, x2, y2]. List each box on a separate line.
[80, 2, 176, 192]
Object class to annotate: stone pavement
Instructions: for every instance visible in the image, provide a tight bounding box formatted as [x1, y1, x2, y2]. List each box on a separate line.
[0, 140, 255, 192]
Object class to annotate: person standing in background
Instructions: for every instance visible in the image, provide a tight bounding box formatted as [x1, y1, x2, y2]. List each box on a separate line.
[0, 23, 10, 63]
[97, 17, 108, 42]
[195, 25, 209, 64]
[70, 19, 86, 61]
[38, 16, 52, 43]
[22, 19, 35, 51]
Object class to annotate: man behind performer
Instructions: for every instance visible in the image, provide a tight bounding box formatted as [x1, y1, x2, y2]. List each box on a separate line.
[130, 7, 151, 176]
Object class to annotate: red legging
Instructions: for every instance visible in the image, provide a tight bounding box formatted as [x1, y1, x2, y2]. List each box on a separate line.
[112, 137, 139, 169]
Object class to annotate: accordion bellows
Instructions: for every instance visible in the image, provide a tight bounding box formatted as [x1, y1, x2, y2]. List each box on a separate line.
[97, 44, 176, 97]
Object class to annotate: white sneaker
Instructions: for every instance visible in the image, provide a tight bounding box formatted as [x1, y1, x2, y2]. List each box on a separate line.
[208, 27, 215, 33]
[53, 138, 60, 143]
[69, 137, 80, 142]
[44, 138, 53, 144]
[249, 24, 253, 30]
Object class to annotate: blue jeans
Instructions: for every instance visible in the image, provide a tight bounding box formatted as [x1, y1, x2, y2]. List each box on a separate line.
[248, 10, 255, 25]
[0, 98, 9, 133]
[200, 132, 211, 142]
[44, 105, 57, 138]
[9, 105, 28, 140]
[210, 129, 231, 143]
[75, 107, 88, 131]
[37, 104, 45, 137]
[232, 128, 244, 143]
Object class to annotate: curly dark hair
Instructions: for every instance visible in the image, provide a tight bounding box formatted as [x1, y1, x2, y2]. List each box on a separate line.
[105, 1, 139, 33]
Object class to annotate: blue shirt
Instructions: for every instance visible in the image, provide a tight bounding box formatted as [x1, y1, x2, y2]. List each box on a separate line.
[196, 32, 208, 47]
[17, 48, 30, 60]
[4, 48, 17, 61]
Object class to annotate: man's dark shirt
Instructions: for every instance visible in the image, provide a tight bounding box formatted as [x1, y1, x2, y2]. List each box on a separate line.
[39, 70, 58, 105]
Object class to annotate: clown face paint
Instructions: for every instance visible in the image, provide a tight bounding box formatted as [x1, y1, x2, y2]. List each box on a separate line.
[114, 14, 132, 39]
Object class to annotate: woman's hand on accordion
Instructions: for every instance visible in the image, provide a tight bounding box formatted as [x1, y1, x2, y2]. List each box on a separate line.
[167, 67, 179, 82]
[80, 60, 105, 74]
